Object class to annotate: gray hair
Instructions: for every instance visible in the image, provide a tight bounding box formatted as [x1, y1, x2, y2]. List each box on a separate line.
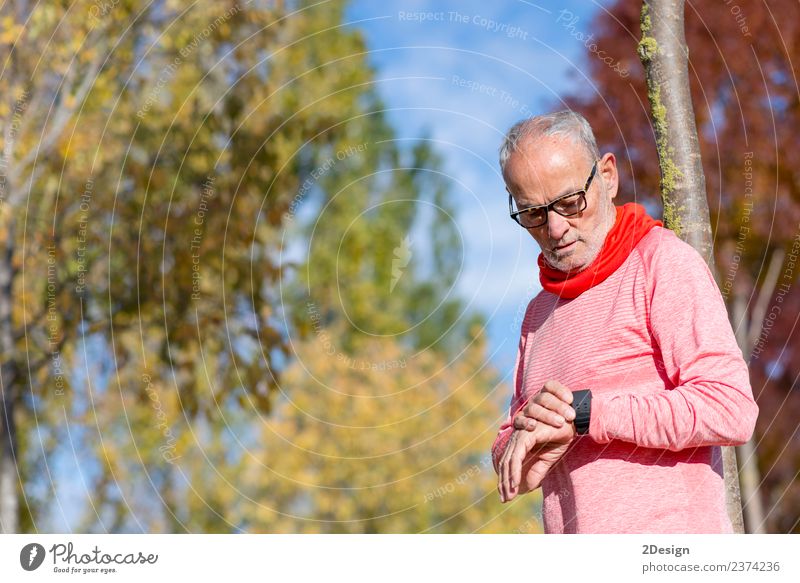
[498, 110, 600, 174]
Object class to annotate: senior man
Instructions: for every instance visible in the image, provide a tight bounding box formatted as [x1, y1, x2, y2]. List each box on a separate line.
[492, 110, 758, 533]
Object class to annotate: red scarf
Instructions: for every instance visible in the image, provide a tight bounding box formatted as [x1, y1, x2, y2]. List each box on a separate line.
[537, 202, 662, 299]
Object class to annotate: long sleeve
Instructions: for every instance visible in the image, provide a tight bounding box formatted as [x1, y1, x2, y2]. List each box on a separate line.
[589, 237, 759, 451]
[491, 305, 532, 474]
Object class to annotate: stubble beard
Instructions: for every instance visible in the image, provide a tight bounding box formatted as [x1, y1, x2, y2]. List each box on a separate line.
[543, 197, 615, 273]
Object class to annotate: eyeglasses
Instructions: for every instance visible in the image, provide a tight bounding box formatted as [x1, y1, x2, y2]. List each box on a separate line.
[508, 161, 597, 229]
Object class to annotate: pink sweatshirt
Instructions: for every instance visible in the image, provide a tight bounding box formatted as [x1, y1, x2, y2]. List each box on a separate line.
[492, 226, 758, 533]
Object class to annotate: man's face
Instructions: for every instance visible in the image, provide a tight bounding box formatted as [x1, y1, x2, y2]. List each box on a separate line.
[503, 135, 618, 273]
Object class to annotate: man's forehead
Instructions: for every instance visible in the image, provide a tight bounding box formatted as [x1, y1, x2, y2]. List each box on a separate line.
[504, 141, 592, 203]
[508, 134, 590, 167]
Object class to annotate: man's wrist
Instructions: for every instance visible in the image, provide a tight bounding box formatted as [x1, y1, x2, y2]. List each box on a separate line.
[572, 389, 592, 435]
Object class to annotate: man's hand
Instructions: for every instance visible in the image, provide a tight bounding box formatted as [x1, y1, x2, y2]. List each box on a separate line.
[513, 380, 576, 433]
[498, 381, 580, 503]
[498, 421, 574, 503]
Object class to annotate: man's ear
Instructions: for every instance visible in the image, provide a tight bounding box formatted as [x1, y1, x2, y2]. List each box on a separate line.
[600, 152, 619, 201]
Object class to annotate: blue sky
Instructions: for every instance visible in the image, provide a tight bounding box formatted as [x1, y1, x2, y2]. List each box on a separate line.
[345, 0, 610, 373]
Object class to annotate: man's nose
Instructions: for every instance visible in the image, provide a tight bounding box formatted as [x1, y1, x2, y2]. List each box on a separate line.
[547, 210, 570, 240]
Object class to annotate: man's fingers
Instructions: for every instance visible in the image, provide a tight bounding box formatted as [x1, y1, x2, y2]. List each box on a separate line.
[542, 380, 574, 404]
[500, 431, 533, 503]
[498, 433, 516, 503]
[509, 437, 529, 494]
[524, 401, 567, 427]
[502, 439, 513, 502]
[532, 391, 575, 423]
[512, 414, 536, 431]
[498, 443, 507, 502]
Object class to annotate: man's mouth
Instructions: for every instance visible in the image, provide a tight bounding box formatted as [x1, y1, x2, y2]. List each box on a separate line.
[553, 240, 576, 252]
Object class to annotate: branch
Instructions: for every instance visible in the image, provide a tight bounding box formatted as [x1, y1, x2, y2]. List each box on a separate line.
[9, 24, 109, 205]
[745, 248, 785, 358]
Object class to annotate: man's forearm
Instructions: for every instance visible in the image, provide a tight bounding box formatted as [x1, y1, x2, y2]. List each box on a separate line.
[588, 380, 758, 451]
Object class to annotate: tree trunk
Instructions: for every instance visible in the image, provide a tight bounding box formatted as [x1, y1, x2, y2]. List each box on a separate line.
[730, 249, 783, 534]
[638, 0, 744, 533]
[0, 218, 18, 533]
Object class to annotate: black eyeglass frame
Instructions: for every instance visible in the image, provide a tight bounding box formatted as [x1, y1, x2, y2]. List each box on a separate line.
[508, 161, 598, 229]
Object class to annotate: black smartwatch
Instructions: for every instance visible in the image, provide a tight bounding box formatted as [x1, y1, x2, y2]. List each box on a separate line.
[572, 389, 592, 435]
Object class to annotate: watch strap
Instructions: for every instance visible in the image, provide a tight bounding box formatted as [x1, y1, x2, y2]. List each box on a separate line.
[572, 389, 592, 435]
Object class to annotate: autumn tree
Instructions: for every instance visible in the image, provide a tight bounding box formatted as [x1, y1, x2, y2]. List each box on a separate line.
[564, 0, 800, 532]
[0, 0, 538, 534]
[139, 70, 539, 533]
[237, 335, 536, 533]
[0, 0, 154, 533]
[233, 108, 537, 532]
[1, 0, 389, 532]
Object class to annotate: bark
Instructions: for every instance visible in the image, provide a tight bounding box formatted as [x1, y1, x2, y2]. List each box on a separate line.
[638, 0, 744, 532]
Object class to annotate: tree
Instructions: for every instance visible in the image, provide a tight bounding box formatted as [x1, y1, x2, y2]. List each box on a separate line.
[565, 0, 800, 533]
[0, 0, 532, 533]
[637, 0, 743, 533]
[243, 103, 537, 532]
[236, 334, 536, 533]
[0, 0, 151, 533]
[1, 0, 379, 532]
